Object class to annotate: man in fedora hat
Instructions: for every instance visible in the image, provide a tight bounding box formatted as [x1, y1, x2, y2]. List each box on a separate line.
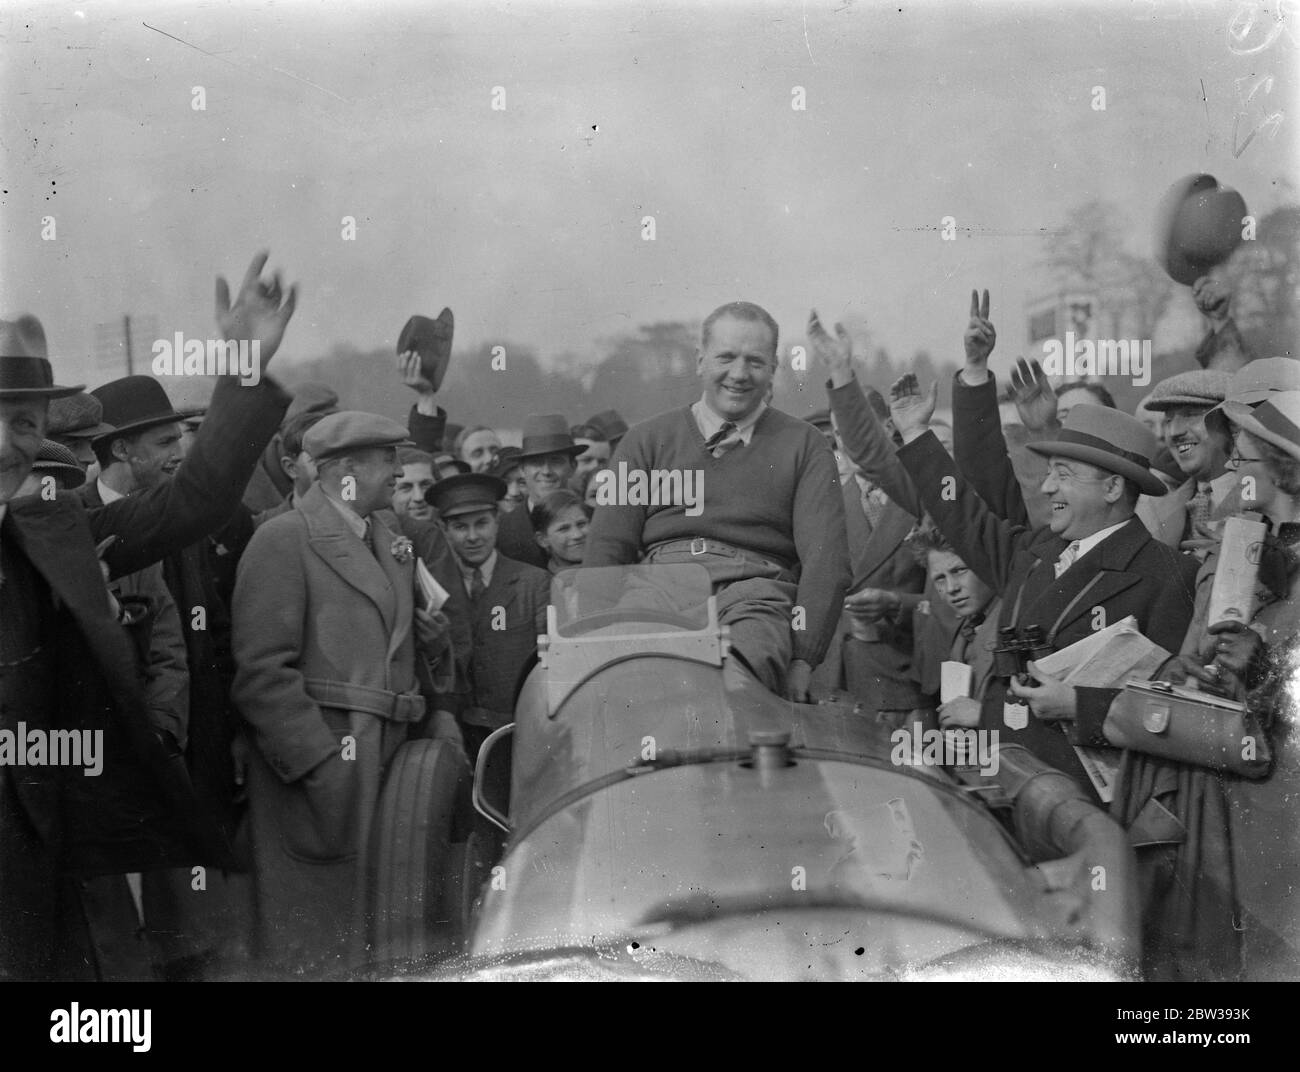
[231, 410, 457, 973]
[584, 301, 851, 701]
[0, 252, 297, 979]
[494, 413, 585, 569]
[425, 472, 550, 759]
[887, 363, 1198, 804]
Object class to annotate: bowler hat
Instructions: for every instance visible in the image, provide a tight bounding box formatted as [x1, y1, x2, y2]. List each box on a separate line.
[304, 411, 411, 461]
[91, 376, 202, 443]
[1218, 392, 1300, 464]
[0, 315, 83, 398]
[587, 409, 629, 442]
[396, 309, 454, 393]
[517, 413, 585, 461]
[31, 439, 86, 489]
[425, 472, 507, 517]
[47, 391, 113, 438]
[1027, 404, 1166, 496]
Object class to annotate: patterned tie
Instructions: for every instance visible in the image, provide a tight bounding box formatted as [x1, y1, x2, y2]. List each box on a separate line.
[703, 420, 739, 456]
[858, 479, 886, 532]
[1054, 540, 1082, 579]
[467, 565, 485, 603]
[1186, 482, 1214, 536]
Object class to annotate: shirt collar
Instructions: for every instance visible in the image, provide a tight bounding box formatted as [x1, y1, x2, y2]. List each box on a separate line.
[461, 550, 497, 588]
[1068, 519, 1129, 561]
[692, 396, 767, 446]
[97, 477, 126, 504]
[320, 489, 369, 540]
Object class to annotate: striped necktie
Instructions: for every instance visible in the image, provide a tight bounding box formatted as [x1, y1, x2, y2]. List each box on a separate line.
[1054, 540, 1082, 579]
[704, 420, 739, 456]
[1186, 482, 1214, 535]
[467, 565, 485, 603]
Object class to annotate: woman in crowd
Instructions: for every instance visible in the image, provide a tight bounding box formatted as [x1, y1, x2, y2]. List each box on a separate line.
[490, 446, 527, 513]
[531, 489, 592, 574]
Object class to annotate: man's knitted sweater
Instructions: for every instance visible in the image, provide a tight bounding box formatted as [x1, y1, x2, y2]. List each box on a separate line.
[583, 405, 850, 666]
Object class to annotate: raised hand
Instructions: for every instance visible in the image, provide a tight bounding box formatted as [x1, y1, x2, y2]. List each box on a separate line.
[1192, 276, 1231, 324]
[397, 349, 435, 395]
[1009, 357, 1059, 433]
[888, 373, 938, 443]
[215, 251, 298, 373]
[807, 310, 854, 387]
[963, 288, 996, 372]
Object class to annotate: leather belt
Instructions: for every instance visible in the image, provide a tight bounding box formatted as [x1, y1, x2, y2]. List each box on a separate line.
[648, 537, 793, 574]
[303, 677, 427, 723]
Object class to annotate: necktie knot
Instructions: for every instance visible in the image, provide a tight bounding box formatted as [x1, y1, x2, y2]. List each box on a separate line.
[1054, 540, 1081, 579]
[704, 420, 739, 453]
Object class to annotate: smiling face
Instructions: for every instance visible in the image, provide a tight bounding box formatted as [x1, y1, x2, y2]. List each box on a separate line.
[334, 445, 401, 516]
[927, 549, 993, 619]
[115, 422, 184, 491]
[572, 438, 611, 486]
[1164, 404, 1225, 481]
[521, 451, 575, 502]
[536, 502, 590, 566]
[392, 461, 436, 521]
[443, 507, 499, 567]
[0, 396, 46, 504]
[696, 313, 778, 422]
[460, 429, 501, 474]
[1040, 455, 1125, 540]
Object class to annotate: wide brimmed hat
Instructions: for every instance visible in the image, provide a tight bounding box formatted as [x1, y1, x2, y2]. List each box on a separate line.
[91, 376, 202, 443]
[1225, 357, 1300, 406]
[31, 439, 86, 489]
[1027, 403, 1166, 496]
[1217, 392, 1300, 464]
[47, 391, 114, 438]
[425, 472, 507, 517]
[517, 413, 585, 461]
[397, 309, 454, 393]
[0, 316, 84, 399]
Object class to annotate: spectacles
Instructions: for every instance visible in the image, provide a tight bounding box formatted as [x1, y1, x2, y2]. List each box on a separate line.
[1225, 447, 1265, 470]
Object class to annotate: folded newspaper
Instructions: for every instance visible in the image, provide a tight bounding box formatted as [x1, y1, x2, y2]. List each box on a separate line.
[416, 558, 450, 612]
[1033, 616, 1171, 803]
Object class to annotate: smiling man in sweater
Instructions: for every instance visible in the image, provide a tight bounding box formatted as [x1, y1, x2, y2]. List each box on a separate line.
[583, 301, 850, 700]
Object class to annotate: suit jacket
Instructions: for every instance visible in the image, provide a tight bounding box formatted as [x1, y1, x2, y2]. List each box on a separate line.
[897, 430, 1199, 802]
[0, 373, 289, 979]
[231, 483, 441, 969]
[495, 498, 548, 569]
[435, 551, 551, 729]
[1137, 472, 1242, 550]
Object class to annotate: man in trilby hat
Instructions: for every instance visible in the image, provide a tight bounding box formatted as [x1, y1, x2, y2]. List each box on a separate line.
[0, 253, 297, 980]
[494, 413, 585, 569]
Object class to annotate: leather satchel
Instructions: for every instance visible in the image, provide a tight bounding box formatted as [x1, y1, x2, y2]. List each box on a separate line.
[1103, 680, 1272, 778]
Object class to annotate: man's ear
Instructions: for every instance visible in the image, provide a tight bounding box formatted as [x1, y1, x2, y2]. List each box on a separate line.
[279, 455, 298, 482]
[110, 437, 132, 464]
[695, 347, 705, 375]
[1105, 474, 1124, 504]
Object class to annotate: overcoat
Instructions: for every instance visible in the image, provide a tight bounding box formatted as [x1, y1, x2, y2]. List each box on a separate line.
[232, 484, 444, 972]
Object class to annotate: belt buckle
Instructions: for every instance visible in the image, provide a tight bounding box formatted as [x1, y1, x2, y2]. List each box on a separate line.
[690, 537, 708, 556]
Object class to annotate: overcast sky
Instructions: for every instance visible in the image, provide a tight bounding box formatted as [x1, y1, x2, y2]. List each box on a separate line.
[3, 0, 1296, 394]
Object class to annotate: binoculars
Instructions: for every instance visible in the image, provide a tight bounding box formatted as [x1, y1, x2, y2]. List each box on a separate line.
[992, 625, 1052, 682]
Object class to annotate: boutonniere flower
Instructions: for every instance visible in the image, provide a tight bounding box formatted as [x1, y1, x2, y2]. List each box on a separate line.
[390, 537, 415, 564]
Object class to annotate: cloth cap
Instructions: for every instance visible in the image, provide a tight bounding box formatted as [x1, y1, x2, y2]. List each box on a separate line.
[1144, 369, 1230, 412]
[47, 391, 113, 438]
[303, 411, 411, 461]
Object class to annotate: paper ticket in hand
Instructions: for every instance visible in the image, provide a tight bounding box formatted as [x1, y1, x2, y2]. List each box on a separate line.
[416, 559, 449, 612]
[940, 661, 973, 704]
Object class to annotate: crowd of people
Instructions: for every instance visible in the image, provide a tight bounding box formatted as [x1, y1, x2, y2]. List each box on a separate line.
[0, 252, 1295, 982]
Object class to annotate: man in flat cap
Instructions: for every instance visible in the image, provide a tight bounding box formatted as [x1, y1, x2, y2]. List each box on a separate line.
[231, 410, 457, 973]
[584, 301, 851, 701]
[587, 408, 629, 453]
[1137, 369, 1237, 550]
[494, 414, 585, 569]
[0, 253, 297, 980]
[46, 391, 113, 483]
[425, 472, 551, 764]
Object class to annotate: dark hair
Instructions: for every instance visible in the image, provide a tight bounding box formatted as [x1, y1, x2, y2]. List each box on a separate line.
[92, 429, 146, 470]
[701, 301, 779, 355]
[1058, 380, 1117, 409]
[281, 409, 330, 458]
[903, 518, 956, 569]
[569, 423, 607, 442]
[530, 489, 591, 535]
